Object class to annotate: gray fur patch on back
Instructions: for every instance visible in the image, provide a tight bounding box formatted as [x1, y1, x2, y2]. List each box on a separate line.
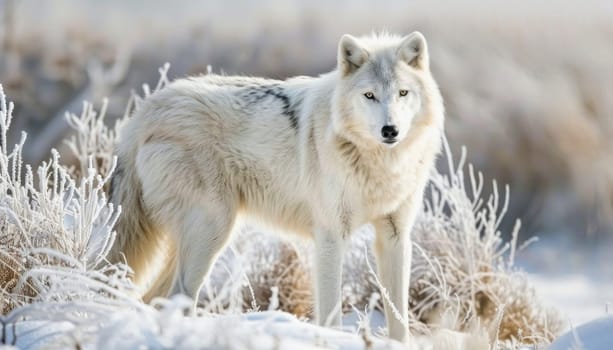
[241, 84, 300, 130]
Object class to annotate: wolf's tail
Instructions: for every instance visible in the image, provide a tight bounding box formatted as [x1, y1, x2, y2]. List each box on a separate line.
[107, 157, 172, 296]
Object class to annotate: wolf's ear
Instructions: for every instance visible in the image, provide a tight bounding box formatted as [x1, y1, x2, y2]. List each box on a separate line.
[398, 32, 429, 70]
[338, 34, 369, 76]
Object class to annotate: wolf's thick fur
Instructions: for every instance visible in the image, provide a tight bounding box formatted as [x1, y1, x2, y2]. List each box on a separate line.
[109, 32, 444, 342]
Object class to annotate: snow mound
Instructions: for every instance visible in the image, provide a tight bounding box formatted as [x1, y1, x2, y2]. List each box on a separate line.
[548, 316, 613, 350]
[2, 296, 485, 350]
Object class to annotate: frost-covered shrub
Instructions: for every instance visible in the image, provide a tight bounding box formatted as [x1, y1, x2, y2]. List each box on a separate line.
[408, 142, 563, 344]
[0, 84, 133, 314]
[199, 229, 313, 318]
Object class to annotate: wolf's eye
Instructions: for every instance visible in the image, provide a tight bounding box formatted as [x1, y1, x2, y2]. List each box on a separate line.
[399, 89, 409, 97]
[364, 92, 375, 100]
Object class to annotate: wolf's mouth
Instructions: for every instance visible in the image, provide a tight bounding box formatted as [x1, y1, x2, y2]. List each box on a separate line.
[383, 139, 398, 144]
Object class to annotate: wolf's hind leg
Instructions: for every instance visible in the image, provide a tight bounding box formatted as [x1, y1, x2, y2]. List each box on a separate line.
[169, 200, 237, 310]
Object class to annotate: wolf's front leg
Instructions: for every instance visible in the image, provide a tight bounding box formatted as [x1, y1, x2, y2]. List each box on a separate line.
[373, 212, 414, 343]
[313, 229, 344, 328]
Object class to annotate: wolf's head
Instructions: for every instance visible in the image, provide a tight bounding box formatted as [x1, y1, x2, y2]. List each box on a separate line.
[332, 32, 439, 148]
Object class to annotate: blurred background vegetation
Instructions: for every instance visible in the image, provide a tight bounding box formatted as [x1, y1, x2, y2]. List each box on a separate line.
[1, 0, 612, 244]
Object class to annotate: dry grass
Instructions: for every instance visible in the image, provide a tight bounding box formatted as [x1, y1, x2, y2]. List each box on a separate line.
[238, 232, 313, 317]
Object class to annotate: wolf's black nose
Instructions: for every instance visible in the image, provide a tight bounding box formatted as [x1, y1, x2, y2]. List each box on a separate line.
[381, 125, 399, 139]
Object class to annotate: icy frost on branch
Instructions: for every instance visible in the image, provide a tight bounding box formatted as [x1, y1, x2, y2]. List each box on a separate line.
[0, 84, 131, 314]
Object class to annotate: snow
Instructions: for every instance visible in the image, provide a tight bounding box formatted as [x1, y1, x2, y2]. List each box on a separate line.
[518, 235, 613, 329]
[515, 235, 613, 349]
[528, 274, 613, 327]
[548, 317, 613, 350]
[5, 231, 610, 350]
[1, 294, 411, 350]
[3, 321, 74, 349]
[0, 299, 488, 350]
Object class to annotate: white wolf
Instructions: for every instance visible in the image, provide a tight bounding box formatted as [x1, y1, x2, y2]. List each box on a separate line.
[109, 32, 444, 342]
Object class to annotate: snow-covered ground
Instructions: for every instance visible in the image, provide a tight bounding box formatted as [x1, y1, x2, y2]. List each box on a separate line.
[549, 317, 613, 350]
[529, 274, 612, 328]
[2, 301, 487, 350]
[515, 235, 613, 349]
[4, 309, 404, 350]
[518, 235, 613, 329]
[3, 224, 609, 350]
